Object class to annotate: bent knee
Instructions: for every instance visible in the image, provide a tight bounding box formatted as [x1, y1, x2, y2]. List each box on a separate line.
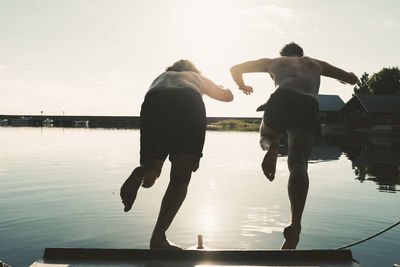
[260, 136, 271, 151]
[143, 169, 157, 180]
[140, 165, 161, 178]
[153, 168, 162, 178]
[142, 162, 162, 177]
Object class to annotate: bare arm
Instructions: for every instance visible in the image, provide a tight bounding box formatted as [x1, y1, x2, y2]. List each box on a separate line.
[317, 60, 358, 85]
[230, 58, 271, 94]
[201, 77, 234, 102]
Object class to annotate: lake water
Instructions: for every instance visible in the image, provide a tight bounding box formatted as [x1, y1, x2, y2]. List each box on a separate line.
[0, 127, 399, 267]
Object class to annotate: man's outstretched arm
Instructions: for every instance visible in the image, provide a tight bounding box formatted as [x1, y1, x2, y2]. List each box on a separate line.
[317, 60, 358, 85]
[201, 77, 234, 102]
[230, 58, 271, 94]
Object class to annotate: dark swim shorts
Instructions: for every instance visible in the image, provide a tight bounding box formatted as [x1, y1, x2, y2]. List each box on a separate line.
[262, 89, 321, 137]
[139, 88, 206, 171]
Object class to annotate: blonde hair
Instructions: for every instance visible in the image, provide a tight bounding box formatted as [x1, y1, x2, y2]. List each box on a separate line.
[166, 59, 201, 74]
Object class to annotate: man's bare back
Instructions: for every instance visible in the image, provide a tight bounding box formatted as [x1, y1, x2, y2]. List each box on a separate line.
[266, 57, 322, 100]
[231, 56, 357, 100]
[149, 71, 233, 102]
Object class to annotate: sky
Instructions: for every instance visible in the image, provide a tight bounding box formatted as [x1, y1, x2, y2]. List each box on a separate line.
[0, 0, 399, 117]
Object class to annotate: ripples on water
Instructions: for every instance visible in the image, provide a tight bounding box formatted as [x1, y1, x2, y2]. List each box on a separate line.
[0, 127, 399, 266]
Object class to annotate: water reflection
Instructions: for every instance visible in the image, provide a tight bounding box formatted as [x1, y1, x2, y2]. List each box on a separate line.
[241, 206, 286, 237]
[0, 128, 399, 267]
[340, 134, 400, 192]
[278, 133, 400, 193]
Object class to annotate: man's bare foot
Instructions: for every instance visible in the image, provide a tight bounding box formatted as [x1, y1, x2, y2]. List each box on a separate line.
[261, 142, 279, 181]
[281, 224, 301, 249]
[150, 234, 182, 250]
[120, 166, 146, 212]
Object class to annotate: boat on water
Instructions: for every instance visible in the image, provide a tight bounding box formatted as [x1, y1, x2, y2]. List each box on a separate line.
[30, 248, 361, 267]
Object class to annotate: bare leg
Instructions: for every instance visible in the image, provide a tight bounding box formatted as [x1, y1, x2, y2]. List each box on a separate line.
[120, 159, 163, 212]
[150, 154, 196, 250]
[260, 120, 281, 181]
[281, 128, 315, 249]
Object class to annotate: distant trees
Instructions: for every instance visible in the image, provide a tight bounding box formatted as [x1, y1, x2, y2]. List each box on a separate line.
[354, 72, 370, 94]
[369, 67, 400, 95]
[353, 66, 400, 95]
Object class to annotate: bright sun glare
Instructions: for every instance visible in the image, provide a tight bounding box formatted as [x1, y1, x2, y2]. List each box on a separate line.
[201, 208, 215, 231]
[179, 0, 243, 64]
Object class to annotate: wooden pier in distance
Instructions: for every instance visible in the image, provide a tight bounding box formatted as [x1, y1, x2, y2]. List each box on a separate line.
[0, 114, 261, 129]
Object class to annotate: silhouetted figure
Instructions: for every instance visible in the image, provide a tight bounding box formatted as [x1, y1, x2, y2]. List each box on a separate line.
[121, 59, 233, 250]
[230, 42, 358, 249]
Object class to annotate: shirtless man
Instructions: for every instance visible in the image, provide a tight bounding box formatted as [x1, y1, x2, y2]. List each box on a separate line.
[230, 42, 358, 249]
[120, 59, 233, 250]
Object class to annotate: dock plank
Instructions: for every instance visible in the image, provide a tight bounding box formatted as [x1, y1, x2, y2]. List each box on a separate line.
[30, 248, 361, 267]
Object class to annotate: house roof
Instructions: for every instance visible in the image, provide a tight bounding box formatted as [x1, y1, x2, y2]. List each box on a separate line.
[354, 94, 400, 113]
[318, 95, 345, 111]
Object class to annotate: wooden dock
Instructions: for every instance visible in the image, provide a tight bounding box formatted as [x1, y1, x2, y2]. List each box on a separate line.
[30, 248, 361, 267]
